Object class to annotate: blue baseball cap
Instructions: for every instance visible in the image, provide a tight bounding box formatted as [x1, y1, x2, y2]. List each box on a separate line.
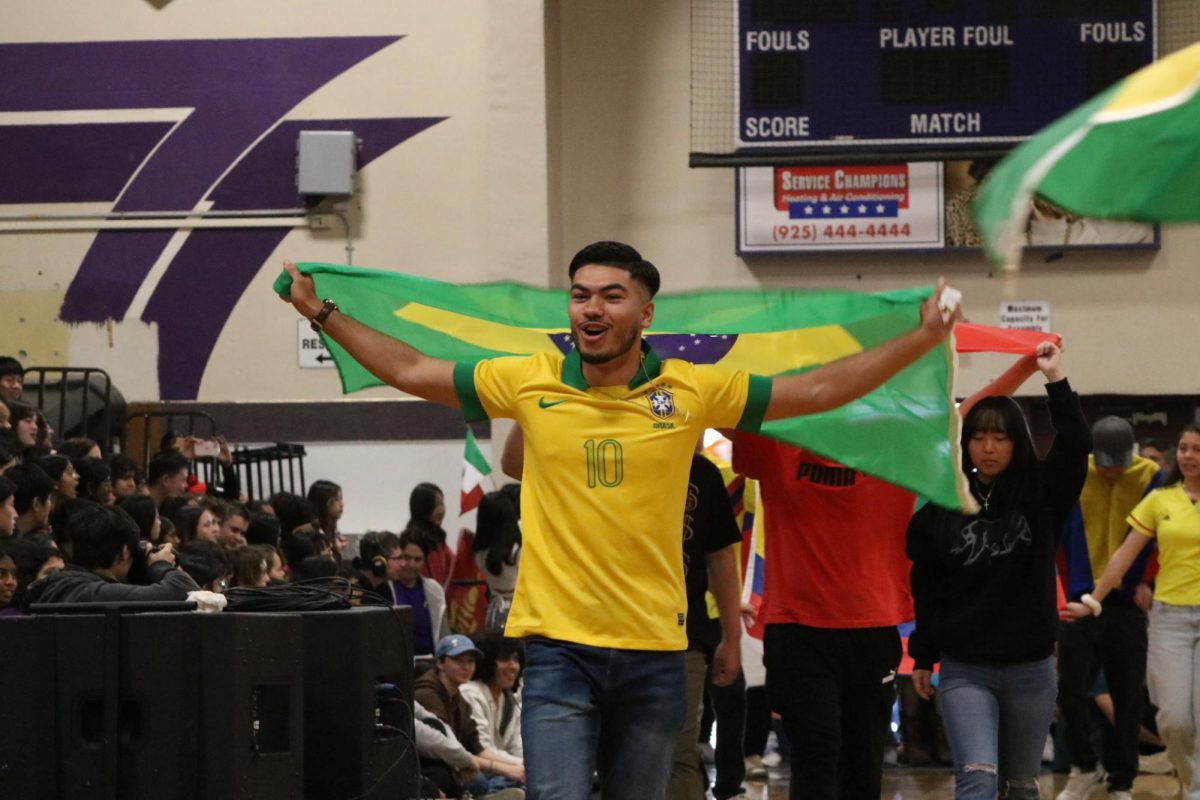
[435, 634, 483, 660]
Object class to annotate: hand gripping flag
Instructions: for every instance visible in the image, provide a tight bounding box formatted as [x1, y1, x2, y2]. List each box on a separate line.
[974, 41, 1200, 270]
[276, 263, 969, 510]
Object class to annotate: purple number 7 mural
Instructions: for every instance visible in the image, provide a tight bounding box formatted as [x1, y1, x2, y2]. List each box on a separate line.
[0, 37, 445, 399]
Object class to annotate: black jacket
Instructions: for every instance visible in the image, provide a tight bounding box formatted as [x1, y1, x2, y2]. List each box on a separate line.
[24, 562, 200, 608]
[906, 379, 1091, 670]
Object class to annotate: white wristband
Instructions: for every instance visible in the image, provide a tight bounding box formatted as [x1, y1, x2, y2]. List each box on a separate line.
[1080, 593, 1103, 616]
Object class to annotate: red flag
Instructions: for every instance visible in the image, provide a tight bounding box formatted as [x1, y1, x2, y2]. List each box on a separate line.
[954, 322, 1061, 354]
[444, 529, 488, 634]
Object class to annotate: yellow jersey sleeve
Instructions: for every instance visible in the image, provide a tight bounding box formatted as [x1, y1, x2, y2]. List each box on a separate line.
[1126, 490, 1160, 538]
[453, 357, 526, 422]
[691, 364, 771, 432]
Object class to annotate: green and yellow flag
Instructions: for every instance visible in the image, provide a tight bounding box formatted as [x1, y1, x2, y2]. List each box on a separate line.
[275, 263, 968, 510]
[975, 41, 1200, 269]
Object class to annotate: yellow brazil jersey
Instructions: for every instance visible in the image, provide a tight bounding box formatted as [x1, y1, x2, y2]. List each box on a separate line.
[1127, 484, 1200, 606]
[453, 342, 771, 650]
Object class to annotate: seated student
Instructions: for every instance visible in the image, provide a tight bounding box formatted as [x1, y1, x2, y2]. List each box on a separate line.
[107, 454, 142, 500]
[175, 504, 220, 544]
[259, 545, 286, 585]
[74, 457, 115, 505]
[8, 463, 54, 536]
[24, 504, 198, 605]
[0, 541, 19, 616]
[175, 540, 231, 593]
[117, 494, 161, 543]
[0, 475, 17, 537]
[459, 632, 525, 768]
[413, 699, 525, 800]
[414, 635, 526, 797]
[354, 530, 405, 603]
[38, 455, 79, 507]
[291, 554, 337, 582]
[5, 534, 65, 612]
[394, 531, 450, 658]
[60, 437, 101, 461]
[244, 511, 281, 548]
[268, 491, 320, 538]
[0, 356, 24, 404]
[230, 546, 270, 588]
[7, 401, 40, 460]
[147, 450, 190, 510]
[202, 497, 249, 551]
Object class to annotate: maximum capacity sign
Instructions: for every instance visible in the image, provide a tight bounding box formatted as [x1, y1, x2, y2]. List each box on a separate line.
[736, 0, 1155, 159]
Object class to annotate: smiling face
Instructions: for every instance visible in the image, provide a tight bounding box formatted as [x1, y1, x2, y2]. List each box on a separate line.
[568, 265, 654, 367]
[439, 652, 477, 688]
[1177, 431, 1200, 483]
[493, 650, 522, 692]
[196, 510, 220, 543]
[14, 415, 38, 448]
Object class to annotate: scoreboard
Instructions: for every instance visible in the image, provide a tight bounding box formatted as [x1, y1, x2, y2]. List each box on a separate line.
[735, 0, 1156, 162]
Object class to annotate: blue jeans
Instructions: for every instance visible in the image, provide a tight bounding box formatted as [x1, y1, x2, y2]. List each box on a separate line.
[521, 637, 687, 800]
[1147, 601, 1200, 800]
[937, 656, 1056, 800]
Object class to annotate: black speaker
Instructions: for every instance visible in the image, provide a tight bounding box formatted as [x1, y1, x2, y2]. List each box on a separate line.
[0, 616, 58, 799]
[54, 613, 113, 799]
[197, 613, 305, 800]
[301, 606, 417, 799]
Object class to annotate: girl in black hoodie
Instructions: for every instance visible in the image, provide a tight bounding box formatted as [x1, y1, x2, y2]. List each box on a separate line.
[907, 342, 1090, 800]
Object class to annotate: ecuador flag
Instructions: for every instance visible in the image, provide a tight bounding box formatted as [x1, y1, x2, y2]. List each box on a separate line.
[276, 263, 967, 510]
[975, 40, 1200, 269]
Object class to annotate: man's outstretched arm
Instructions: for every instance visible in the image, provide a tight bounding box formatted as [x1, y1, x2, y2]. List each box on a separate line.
[281, 262, 459, 407]
[764, 280, 960, 421]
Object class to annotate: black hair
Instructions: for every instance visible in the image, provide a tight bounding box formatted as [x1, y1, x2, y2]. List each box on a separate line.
[230, 546, 268, 588]
[472, 491, 521, 577]
[0, 356, 23, 378]
[106, 453, 141, 483]
[292, 554, 337, 581]
[499, 482, 521, 519]
[66, 504, 140, 570]
[0, 475, 14, 506]
[281, 529, 326, 569]
[48, 497, 94, 551]
[117, 494, 159, 541]
[406, 483, 447, 547]
[59, 437, 100, 461]
[567, 240, 661, 298]
[175, 505, 212, 543]
[306, 479, 342, 538]
[7, 463, 54, 514]
[2, 534, 62, 607]
[244, 512, 281, 547]
[469, 630, 525, 691]
[6, 400, 37, 426]
[147, 450, 189, 486]
[1165, 424, 1200, 486]
[0, 439, 17, 470]
[268, 491, 318, 537]
[398, 529, 430, 557]
[176, 540, 230, 590]
[37, 454, 71, 483]
[159, 495, 191, 525]
[73, 457, 112, 502]
[358, 530, 401, 565]
[960, 396, 1037, 513]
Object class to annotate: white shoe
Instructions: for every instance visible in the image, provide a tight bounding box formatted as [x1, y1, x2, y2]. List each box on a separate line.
[1055, 768, 1104, 800]
[745, 755, 768, 780]
[1109, 791, 1133, 800]
[761, 751, 782, 768]
[1140, 750, 1175, 775]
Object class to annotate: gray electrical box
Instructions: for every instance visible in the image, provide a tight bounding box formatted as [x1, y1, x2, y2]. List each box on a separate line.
[296, 130, 358, 196]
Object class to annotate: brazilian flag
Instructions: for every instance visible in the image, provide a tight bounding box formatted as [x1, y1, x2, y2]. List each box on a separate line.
[276, 263, 967, 510]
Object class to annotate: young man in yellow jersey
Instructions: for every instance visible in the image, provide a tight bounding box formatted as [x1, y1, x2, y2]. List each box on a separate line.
[282, 241, 959, 800]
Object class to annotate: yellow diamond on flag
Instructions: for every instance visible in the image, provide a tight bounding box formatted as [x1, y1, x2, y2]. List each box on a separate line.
[1096, 40, 1200, 122]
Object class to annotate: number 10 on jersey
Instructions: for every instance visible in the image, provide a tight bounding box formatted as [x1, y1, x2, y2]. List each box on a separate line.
[584, 439, 624, 488]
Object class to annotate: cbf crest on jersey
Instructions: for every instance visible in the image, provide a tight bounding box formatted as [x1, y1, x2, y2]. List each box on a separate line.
[648, 387, 675, 419]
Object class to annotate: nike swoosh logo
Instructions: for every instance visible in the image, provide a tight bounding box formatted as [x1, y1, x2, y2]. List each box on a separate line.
[538, 397, 570, 408]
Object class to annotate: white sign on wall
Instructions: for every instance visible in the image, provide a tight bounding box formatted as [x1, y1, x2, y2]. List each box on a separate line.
[737, 163, 945, 253]
[998, 300, 1051, 333]
[297, 319, 336, 369]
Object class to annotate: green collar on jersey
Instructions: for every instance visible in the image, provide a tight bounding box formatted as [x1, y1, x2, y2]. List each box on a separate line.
[561, 340, 663, 391]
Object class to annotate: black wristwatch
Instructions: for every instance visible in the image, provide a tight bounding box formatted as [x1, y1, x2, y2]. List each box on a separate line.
[310, 298, 339, 332]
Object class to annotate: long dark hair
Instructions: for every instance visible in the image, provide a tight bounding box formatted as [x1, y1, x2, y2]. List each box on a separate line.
[306, 479, 342, 538]
[1165, 424, 1200, 486]
[472, 491, 520, 576]
[406, 482, 446, 546]
[470, 630, 525, 692]
[960, 396, 1037, 514]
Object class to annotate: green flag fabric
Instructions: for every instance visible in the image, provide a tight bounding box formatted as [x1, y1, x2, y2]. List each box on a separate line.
[974, 41, 1200, 268]
[275, 263, 969, 510]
